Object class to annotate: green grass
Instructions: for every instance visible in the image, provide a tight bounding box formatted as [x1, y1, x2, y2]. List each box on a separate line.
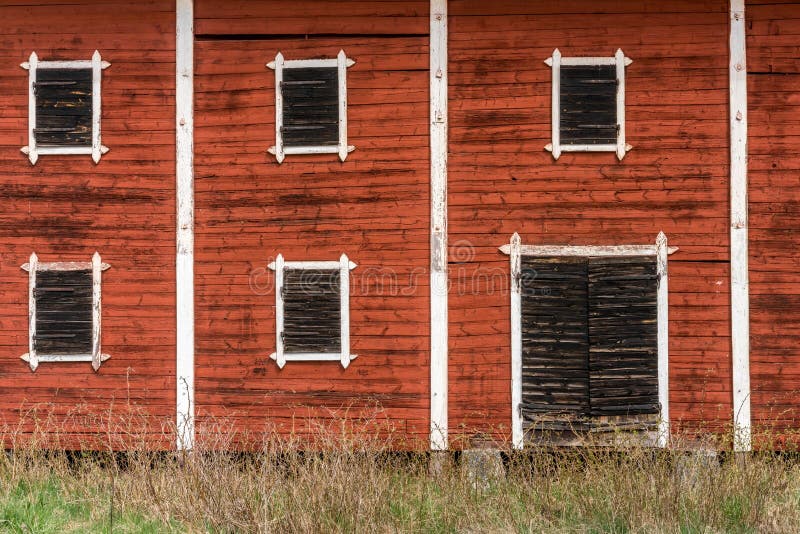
[0, 477, 182, 534]
[0, 436, 799, 533]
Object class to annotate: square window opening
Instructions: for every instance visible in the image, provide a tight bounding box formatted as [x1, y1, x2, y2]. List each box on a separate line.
[545, 49, 632, 160]
[269, 254, 357, 368]
[267, 50, 355, 163]
[21, 51, 110, 164]
[21, 252, 110, 372]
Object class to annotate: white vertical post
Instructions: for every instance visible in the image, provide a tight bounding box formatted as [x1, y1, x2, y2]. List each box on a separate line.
[615, 48, 627, 161]
[27, 252, 38, 372]
[176, 0, 195, 451]
[430, 0, 449, 451]
[91, 252, 103, 371]
[656, 232, 670, 448]
[337, 50, 349, 163]
[339, 253, 351, 369]
[729, 0, 751, 453]
[91, 51, 103, 163]
[25, 52, 38, 165]
[509, 233, 523, 449]
[272, 254, 286, 369]
[545, 49, 561, 160]
[271, 53, 285, 163]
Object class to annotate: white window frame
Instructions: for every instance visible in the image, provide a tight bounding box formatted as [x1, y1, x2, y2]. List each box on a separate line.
[544, 48, 632, 161]
[268, 253, 357, 369]
[267, 50, 355, 163]
[501, 232, 675, 449]
[20, 51, 110, 165]
[20, 252, 111, 372]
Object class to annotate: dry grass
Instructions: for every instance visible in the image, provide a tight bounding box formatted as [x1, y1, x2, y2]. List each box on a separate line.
[0, 414, 799, 533]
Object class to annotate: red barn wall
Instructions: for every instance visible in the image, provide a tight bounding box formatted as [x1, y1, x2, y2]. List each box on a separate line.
[746, 0, 800, 441]
[193, 0, 431, 445]
[447, 0, 733, 442]
[0, 1, 176, 447]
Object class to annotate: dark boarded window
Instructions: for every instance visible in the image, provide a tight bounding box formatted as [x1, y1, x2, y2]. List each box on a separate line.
[520, 256, 658, 429]
[34, 270, 93, 355]
[559, 65, 618, 146]
[282, 268, 341, 353]
[281, 67, 339, 148]
[34, 68, 93, 147]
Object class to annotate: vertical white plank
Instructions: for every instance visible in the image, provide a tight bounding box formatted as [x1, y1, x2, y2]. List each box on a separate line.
[656, 232, 670, 448]
[91, 51, 103, 164]
[615, 48, 627, 161]
[510, 233, 523, 449]
[430, 0, 449, 451]
[176, 0, 195, 452]
[729, 0, 751, 453]
[337, 50, 349, 162]
[27, 253, 38, 371]
[272, 53, 285, 163]
[274, 254, 286, 369]
[25, 52, 38, 165]
[548, 49, 561, 160]
[91, 252, 103, 371]
[339, 253, 351, 369]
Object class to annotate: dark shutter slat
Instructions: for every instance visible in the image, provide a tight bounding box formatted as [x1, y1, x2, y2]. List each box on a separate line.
[281, 67, 340, 147]
[34, 270, 93, 355]
[588, 257, 659, 417]
[34, 68, 93, 147]
[520, 257, 590, 422]
[282, 269, 341, 353]
[559, 65, 618, 145]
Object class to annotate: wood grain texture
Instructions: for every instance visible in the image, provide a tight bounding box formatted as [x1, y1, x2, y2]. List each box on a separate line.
[746, 1, 800, 442]
[448, 0, 732, 440]
[194, 0, 430, 446]
[0, 0, 176, 448]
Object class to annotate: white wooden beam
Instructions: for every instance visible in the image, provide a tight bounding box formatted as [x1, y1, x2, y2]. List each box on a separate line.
[509, 233, 523, 449]
[544, 48, 561, 160]
[498, 244, 678, 257]
[339, 253, 352, 369]
[23, 52, 37, 165]
[656, 232, 670, 448]
[729, 0, 751, 453]
[91, 252, 103, 371]
[429, 0, 448, 451]
[271, 254, 285, 369]
[176, 0, 195, 452]
[26, 252, 38, 371]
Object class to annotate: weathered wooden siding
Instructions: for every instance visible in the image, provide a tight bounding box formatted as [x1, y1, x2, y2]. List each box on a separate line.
[746, 0, 800, 441]
[0, 1, 176, 448]
[193, 0, 430, 445]
[448, 0, 732, 442]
